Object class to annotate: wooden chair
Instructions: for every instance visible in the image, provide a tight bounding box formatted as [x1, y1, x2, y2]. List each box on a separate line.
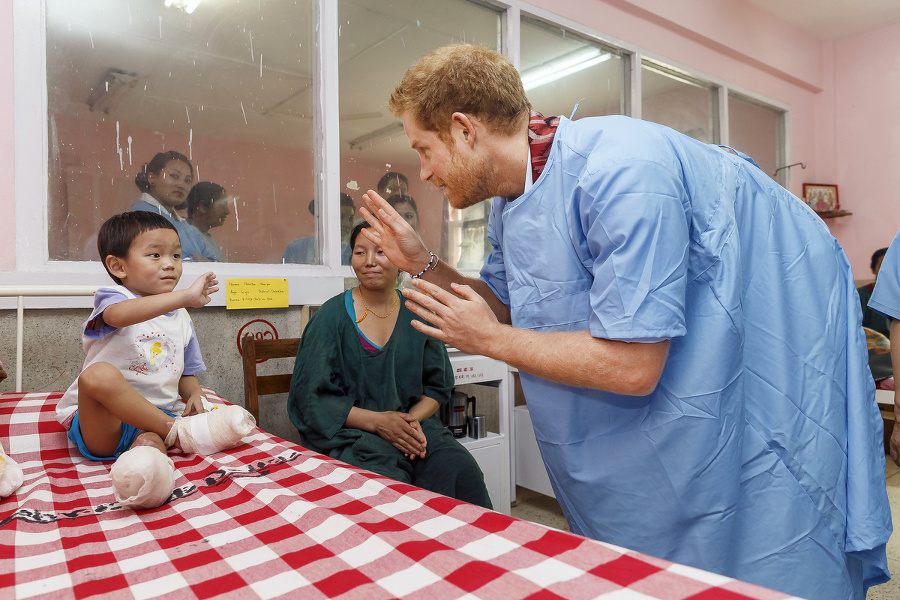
[240, 336, 301, 423]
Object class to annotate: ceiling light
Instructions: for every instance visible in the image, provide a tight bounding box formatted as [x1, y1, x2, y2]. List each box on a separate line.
[165, 0, 204, 14]
[521, 46, 611, 92]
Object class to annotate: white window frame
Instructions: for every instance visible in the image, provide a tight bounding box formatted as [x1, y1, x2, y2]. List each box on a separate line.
[11, 0, 345, 308]
[9, 0, 790, 309]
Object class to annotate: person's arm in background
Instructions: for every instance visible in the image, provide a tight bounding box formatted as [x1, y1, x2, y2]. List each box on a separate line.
[889, 319, 900, 467]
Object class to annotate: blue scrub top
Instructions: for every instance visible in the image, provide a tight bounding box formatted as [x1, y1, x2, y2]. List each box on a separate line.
[481, 115, 891, 599]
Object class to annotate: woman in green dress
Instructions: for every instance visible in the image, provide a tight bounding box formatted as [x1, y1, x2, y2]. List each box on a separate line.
[288, 221, 491, 509]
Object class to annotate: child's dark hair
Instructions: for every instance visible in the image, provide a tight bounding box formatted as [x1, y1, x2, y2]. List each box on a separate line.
[98, 211, 178, 284]
[134, 151, 193, 193]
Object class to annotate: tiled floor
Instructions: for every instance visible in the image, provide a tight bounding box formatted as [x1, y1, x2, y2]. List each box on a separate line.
[510, 486, 569, 532]
[511, 459, 900, 599]
[869, 458, 900, 599]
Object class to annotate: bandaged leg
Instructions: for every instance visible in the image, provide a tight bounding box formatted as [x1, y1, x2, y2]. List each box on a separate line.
[0, 440, 24, 498]
[110, 446, 176, 509]
[164, 405, 255, 456]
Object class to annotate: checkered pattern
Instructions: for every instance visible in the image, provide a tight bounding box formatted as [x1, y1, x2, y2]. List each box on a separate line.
[0, 391, 801, 600]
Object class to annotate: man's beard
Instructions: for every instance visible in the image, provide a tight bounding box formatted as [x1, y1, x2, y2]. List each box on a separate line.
[437, 147, 498, 210]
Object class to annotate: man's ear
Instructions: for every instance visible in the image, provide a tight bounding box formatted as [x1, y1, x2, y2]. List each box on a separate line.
[105, 255, 127, 280]
[451, 112, 477, 149]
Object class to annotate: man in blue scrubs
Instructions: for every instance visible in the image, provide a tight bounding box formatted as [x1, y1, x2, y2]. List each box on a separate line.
[360, 44, 891, 599]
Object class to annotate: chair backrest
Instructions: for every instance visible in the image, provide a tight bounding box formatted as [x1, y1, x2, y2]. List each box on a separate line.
[240, 336, 301, 422]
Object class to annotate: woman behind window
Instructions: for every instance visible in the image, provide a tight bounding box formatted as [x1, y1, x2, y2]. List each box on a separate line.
[288, 221, 491, 509]
[130, 151, 216, 262]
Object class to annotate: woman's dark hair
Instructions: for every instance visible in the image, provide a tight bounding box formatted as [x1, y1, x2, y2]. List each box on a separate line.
[98, 211, 178, 284]
[387, 193, 418, 216]
[186, 182, 226, 218]
[377, 171, 409, 195]
[872, 248, 889, 271]
[134, 151, 193, 193]
[349, 220, 370, 250]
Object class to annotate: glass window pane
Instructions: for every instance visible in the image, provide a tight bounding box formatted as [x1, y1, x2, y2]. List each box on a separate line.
[520, 18, 627, 120]
[641, 61, 717, 143]
[728, 91, 783, 182]
[46, 0, 315, 264]
[338, 0, 501, 272]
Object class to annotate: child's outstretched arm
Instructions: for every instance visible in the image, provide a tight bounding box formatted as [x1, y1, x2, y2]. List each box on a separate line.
[101, 272, 219, 329]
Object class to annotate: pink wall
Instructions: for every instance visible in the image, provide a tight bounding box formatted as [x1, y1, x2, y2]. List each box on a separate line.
[530, 0, 820, 200]
[822, 21, 900, 279]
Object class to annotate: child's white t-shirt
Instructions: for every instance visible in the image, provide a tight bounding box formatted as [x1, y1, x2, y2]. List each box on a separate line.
[56, 285, 206, 425]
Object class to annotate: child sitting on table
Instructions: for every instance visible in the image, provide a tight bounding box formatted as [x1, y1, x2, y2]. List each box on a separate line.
[56, 211, 254, 508]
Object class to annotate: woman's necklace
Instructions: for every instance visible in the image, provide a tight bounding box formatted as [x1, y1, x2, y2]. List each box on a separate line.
[355, 285, 399, 323]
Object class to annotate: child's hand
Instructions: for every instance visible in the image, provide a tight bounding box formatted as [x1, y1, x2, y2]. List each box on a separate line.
[185, 272, 219, 307]
[182, 394, 207, 416]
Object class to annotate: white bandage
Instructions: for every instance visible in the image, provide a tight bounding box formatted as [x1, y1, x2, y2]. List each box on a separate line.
[164, 405, 256, 456]
[0, 440, 23, 498]
[110, 446, 176, 509]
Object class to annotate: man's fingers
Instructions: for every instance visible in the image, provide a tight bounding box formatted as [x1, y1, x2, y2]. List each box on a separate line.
[401, 287, 453, 317]
[358, 205, 385, 234]
[409, 318, 448, 342]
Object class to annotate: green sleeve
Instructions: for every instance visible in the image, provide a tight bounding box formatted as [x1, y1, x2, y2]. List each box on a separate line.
[421, 336, 453, 405]
[287, 299, 356, 443]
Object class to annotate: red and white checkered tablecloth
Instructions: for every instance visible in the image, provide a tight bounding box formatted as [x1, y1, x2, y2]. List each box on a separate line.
[0, 390, 802, 600]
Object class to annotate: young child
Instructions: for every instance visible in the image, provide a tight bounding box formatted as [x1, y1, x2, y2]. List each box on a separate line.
[56, 211, 253, 508]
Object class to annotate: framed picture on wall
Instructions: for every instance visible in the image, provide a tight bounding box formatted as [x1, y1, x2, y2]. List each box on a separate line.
[803, 183, 839, 212]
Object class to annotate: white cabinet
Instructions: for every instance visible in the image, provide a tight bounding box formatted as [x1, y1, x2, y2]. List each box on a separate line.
[448, 350, 512, 514]
[460, 433, 505, 513]
[514, 405, 555, 498]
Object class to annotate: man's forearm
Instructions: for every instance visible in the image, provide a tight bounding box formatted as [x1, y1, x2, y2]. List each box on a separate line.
[482, 326, 669, 395]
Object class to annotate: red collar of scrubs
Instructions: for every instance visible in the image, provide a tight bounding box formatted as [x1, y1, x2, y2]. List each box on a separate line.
[528, 110, 561, 183]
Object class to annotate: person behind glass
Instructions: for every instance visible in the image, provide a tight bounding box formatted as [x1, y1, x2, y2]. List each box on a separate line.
[282, 193, 355, 265]
[287, 220, 492, 509]
[377, 171, 409, 199]
[185, 182, 231, 262]
[130, 151, 216, 262]
[859, 247, 890, 337]
[387, 193, 419, 233]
